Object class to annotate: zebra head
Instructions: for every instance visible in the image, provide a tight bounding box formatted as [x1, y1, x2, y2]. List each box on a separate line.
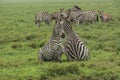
[55, 16, 73, 35]
[59, 8, 70, 19]
[54, 19, 65, 38]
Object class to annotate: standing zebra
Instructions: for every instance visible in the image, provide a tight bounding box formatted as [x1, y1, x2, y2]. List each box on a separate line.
[35, 11, 51, 26]
[56, 17, 89, 61]
[76, 11, 99, 24]
[38, 20, 65, 62]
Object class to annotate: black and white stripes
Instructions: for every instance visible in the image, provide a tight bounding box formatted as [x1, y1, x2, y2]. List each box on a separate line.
[57, 18, 89, 61]
[38, 16, 89, 62]
[38, 20, 65, 62]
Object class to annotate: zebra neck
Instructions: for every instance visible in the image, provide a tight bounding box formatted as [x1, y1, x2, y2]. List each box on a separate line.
[65, 30, 74, 35]
[65, 31, 75, 38]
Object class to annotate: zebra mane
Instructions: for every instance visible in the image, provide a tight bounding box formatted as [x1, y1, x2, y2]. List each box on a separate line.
[60, 17, 73, 32]
[74, 5, 81, 10]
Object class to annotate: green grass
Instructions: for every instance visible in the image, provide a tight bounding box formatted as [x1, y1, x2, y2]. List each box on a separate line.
[0, 0, 120, 80]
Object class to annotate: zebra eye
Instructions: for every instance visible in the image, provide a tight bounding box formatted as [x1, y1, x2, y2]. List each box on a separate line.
[59, 19, 62, 21]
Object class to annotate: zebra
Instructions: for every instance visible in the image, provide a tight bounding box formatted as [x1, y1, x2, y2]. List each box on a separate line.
[66, 8, 82, 23]
[50, 8, 69, 20]
[35, 11, 51, 26]
[56, 17, 89, 61]
[38, 20, 65, 62]
[76, 11, 99, 24]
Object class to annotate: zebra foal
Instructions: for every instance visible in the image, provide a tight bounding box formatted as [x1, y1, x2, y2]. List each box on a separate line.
[38, 20, 65, 62]
[56, 17, 89, 61]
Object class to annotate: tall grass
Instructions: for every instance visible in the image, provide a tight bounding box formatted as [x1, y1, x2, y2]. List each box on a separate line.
[0, 0, 120, 80]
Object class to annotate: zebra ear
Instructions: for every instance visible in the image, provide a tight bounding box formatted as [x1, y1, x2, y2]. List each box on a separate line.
[60, 8, 64, 12]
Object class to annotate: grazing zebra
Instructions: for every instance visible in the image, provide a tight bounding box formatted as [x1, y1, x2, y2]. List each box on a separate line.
[76, 11, 99, 24]
[38, 20, 65, 62]
[56, 17, 89, 61]
[98, 10, 112, 22]
[35, 12, 51, 26]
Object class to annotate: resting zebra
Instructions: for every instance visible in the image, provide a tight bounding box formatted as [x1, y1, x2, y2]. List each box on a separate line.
[56, 17, 89, 61]
[35, 12, 51, 26]
[38, 20, 65, 62]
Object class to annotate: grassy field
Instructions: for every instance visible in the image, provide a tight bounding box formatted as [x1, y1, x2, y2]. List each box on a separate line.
[0, 0, 120, 80]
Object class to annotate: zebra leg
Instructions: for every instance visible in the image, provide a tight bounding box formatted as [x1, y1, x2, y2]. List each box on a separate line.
[38, 49, 45, 61]
[38, 49, 42, 60]
[57, 52, 63, 62]
[86, 48, 90, 60]
[52, 53, 60, 62]
[76, 20, 80, 25]
[39, 22, 41, 26]
[64, 50, 74, 61]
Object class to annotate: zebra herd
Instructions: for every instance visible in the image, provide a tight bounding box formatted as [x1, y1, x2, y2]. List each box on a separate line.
[35, 6, 112, 27]
[37, 6, 112, 62]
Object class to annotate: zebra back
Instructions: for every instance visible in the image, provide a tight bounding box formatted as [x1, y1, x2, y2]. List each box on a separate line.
[76, 11, 99, 24]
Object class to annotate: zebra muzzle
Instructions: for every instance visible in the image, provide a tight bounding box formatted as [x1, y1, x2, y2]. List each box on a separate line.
[61, 33, 65, 38]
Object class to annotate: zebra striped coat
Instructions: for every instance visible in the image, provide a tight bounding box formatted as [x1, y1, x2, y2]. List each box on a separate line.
[67, 10, 82, 23]
[50, 9, 69, 20]
[35, 12, 51, 26]
[38, 20, 65, 62]
[76, 11, 99, 24]
[57, 18, 89, 61]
